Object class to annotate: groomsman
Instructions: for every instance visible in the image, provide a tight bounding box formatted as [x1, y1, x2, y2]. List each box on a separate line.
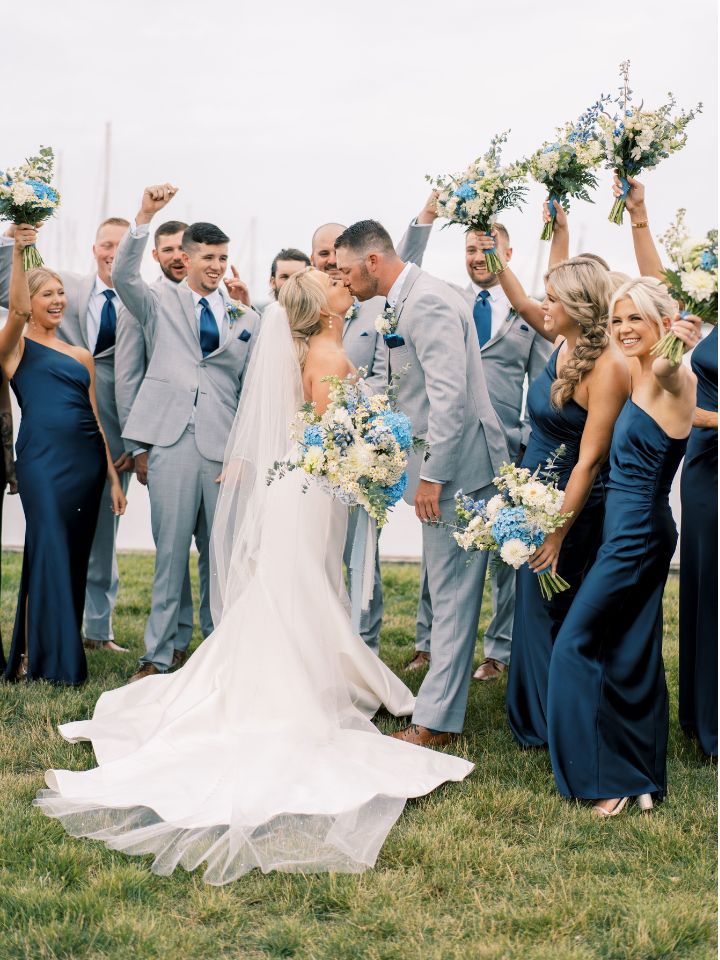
[114, 219, 212, 664]
[114, 184, 259, 682]
[335, 221, 509, 744]
[0, 219, 135, 653]
[398, 200, 552, 681]
[269, 248, 310, 300]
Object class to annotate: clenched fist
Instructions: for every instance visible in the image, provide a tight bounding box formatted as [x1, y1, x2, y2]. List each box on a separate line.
[136, 183, 179, 225]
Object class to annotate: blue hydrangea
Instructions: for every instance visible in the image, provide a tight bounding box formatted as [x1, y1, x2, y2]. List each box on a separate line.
[454, 182, 477, 201]
[491, 506, 544, 548]
[380, 412, 413, 451]
[382, 473, 408, 506]
[700, 250, 718, 270]
[26, 179, 58, 203]
[303, 425, 323, 447]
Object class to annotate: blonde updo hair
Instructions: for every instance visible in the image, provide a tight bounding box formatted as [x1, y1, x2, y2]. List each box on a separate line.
[545, 257, 614, 408]
[27, 267, 63, 299]
[609, 277, 679, 340]
[278, 268, 328, 368]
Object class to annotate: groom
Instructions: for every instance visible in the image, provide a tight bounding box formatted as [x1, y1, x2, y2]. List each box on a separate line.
[335, 221, 509, 744]
[114, 184, 259, 682]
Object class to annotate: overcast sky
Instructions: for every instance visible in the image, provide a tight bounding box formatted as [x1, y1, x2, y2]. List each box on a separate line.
[1, 0, 716, 551]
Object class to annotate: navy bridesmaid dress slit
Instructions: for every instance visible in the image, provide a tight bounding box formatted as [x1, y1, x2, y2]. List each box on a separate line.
[547, 399, 688, 801]
[4, 340, 106, 685]
[506, 348, 605, 747]
[679, 326, 718, 758]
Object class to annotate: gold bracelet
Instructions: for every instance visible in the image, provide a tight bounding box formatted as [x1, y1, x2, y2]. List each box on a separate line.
[631, 220, 649, 229]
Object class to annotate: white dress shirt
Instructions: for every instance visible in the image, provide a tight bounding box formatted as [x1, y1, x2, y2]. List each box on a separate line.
[386, 261, 414, 308]
[470, 282, 512, 342]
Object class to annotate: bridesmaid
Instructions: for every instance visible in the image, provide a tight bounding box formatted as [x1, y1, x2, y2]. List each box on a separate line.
[0, 227, 126, 685]
[501, 257, 629, 747]
[547, 279, 700, 814]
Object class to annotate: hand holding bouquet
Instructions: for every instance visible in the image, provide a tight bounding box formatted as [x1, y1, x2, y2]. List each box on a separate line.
[427, 132, 527, 274]
[451, 451, 573, 600]
[0, 147, 60, 269]
[651, 209, 717, 363]
[597, 61, 701, 225]
[527, 101, 606, 241]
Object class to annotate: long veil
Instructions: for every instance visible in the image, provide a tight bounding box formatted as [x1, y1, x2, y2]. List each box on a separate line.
[210, 302, 303, 624]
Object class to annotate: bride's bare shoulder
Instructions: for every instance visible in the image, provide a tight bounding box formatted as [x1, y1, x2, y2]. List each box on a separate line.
[304, 345, 355, 381]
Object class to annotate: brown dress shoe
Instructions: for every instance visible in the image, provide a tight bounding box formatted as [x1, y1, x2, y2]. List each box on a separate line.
[128, 663, 163, 683]
[390, 724, 454, 747]
[404, 651, 430, 671]
[473, 657, 506, 681]
[172, 649, 188, 668]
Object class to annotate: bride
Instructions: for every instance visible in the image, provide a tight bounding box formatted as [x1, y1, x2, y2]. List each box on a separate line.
[34, 267, 474, 884]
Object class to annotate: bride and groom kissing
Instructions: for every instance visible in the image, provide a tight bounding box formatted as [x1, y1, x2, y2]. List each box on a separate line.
[34, 185, 509, 882]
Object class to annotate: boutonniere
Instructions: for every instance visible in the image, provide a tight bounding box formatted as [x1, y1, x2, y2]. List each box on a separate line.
[226, 300, 246, 328]
[375, 304, 405, 348]
[344, 302, 359, 324]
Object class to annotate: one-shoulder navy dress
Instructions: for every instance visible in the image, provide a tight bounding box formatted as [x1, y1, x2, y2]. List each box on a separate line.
[506, 348, 605, 747]
[679, 326, 718, 758]
[547, 399, 688, 800]
[3, 340, 106, 685]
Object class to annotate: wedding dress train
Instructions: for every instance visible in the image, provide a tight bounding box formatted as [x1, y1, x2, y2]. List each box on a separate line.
[34, 306, 474, 883]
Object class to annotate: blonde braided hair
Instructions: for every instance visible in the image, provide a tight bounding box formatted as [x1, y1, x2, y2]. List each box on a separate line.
[278, 268, 328, 369]
[546, 257, 614, 408]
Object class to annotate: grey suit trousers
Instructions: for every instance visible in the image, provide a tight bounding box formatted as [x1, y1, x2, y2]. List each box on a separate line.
[141, 424, 221, 669]
[83, 470, 130, 642]
[343, 508, 384, 654]
[412, 483, 495, 733]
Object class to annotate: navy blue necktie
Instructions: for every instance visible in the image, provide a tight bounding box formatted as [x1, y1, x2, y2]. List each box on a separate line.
[473, 289, 492, 347]
[94, 289, 117, 355]
[198, 297, 220, 358]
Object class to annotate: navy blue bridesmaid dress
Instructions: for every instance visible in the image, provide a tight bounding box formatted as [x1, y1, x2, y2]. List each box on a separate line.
[506, 348, 606, 747]
[3, 340, 106, 685]
[547, 399, 688, 801]
[679, 326, 718, 758]
[0, 371, 6, 673]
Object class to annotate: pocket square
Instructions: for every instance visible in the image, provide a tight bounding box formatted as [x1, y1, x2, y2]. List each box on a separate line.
[384, 334, 405, 348]
[360, 331, 369, 337]
[238, 329, 252, 342]
[520, 324, 529, 332]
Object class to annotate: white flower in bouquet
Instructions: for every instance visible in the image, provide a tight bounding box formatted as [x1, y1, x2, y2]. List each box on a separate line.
[681, 269, 717, 303]
[304, 447, 326, 473]
[485, 494, 506, 521]
[519, 480, 552, 508]
[500, 538, 534, 569]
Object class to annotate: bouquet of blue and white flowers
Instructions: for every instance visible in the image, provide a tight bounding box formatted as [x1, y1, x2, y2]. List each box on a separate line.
[427, 132, 527, 274]
[0, 146, 60, 269]
[451, 453, 573, 600]
[269, 373, 422, 528]
[597, 61, 701, 225]
[527, 101, 607, 241]
[651, 209, 718, 364]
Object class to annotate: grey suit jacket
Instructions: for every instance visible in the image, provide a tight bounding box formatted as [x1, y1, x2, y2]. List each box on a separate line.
[387, 264, 509, 503]
[397, 221, 552, 459]
[113, 230, 259, 463]
[0, 244, 124, 460]
[114, 278, 162, 453]
[343, 296, 387, 394]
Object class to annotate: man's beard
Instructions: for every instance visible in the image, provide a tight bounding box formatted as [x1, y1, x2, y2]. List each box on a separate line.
[162, 262, 185, 283]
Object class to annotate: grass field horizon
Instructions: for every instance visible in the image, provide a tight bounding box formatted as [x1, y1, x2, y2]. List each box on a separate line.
[0, 552, 716, 960]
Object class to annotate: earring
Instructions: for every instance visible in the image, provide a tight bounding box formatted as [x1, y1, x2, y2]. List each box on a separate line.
[328, 317, 334, 330]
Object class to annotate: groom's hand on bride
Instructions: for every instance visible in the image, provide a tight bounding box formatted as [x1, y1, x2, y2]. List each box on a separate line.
[414, 479, 441, 523]
[136, 183, 179, 226]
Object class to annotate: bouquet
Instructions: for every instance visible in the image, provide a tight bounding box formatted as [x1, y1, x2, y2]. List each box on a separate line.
[451, 450, 573, 600]
[268, 373, 423, 528]
[427, 131, 527, 273]
[597, 61, 701, 225]
[651, 209, 718, 363]
[527, 101, 607, 241]
[0, 146, 60, 269]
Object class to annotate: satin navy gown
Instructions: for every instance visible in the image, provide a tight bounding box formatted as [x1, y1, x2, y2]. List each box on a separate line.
[0, 371, 6, 672]
[679, 326, 718, 758]
[547, 399, 688, 800]
[3, 340, 106, 685]
[506, 348, 605, 747]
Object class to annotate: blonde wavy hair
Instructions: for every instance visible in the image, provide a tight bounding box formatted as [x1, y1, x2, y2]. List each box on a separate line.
[27, 267, 63, 299]
[278, 268, 328, 368]
[609, 277, 679, 340]
[545, 257, 614, 408]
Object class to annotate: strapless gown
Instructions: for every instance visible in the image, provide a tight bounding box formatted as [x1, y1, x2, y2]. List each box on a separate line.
[34, 470, 474, 883]
[679, 326, 718, 758]
[506, 348, 605, 747]
[4, 340, 106, 685]
[547, 399, 688, 800]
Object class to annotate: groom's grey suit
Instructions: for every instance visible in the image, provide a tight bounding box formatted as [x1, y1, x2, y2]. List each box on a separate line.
[387, 263, 509, 732]
[114, 279, 212, 649]
[0, 241, 129, 645]
[113, 228, 259, 670]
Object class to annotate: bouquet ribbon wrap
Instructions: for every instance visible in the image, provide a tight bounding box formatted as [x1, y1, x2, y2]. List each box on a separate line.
[349, 508, 377, 633]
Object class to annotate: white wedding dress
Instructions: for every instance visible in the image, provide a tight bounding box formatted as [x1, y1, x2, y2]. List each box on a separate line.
[34, 305, 474, 884]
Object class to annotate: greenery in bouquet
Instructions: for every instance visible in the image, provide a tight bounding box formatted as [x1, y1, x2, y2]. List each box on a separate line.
[0, 146, 60, 269]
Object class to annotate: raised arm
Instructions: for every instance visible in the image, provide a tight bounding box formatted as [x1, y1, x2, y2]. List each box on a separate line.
[395, 192, 437, 267]
[652, 314, 701, 395]
[0, 226, 37, 377]
[614, 175, 664, 280]
[545, 200, 570, 268]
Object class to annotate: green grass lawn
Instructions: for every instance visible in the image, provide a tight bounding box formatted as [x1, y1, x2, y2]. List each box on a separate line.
[0, 553, 716, 960]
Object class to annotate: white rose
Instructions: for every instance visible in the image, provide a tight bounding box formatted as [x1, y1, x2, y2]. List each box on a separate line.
[681, 269, 717, 303]
[375, 315, 391, 335]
